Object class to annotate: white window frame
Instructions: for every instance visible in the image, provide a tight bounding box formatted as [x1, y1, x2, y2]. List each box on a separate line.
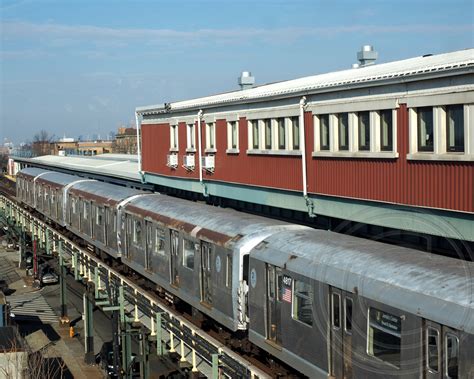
[205, 122, 216, 152]
[170, 124, 178, 151]
[226, 121, 239, 153]
[186, 123, 196, 152]
[313, 110, 398, 158]
[408, 104, 473, 161]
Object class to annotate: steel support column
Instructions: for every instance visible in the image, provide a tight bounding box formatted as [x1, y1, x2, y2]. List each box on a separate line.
[59, 241, 68, 322]
[83, 291, 95, 364]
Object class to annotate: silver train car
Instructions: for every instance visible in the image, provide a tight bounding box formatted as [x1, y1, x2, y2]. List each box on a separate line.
[248, 229, 474, 378]
[16, 168, 474, 378]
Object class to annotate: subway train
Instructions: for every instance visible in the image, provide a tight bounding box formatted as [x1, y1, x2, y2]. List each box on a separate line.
[16, 167, 474, 378]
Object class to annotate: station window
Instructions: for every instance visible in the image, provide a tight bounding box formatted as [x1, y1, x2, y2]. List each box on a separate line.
[183, 238, 195, 270]
[408, 103, 471, 159]
[264, 119, 272, 149]
[445, 334, 459, 379]
[417, 107, 434, 152]
[206, 122, 216, 150]
[291, 116, 300, 150]
[251, 120, 259, 149]
[367, 308, 401, 368]
[277, 118, 286, 150]
[154, 227, 165, 255]
[227, 121, 239, 150]
[187, 123, 195, 150]
[380, 109, 393, 151]
[319, 114, 330, 151]
[446, 104, 464, 152]
[170, 125, 178, 150]
[426, 327, 439, 372]
[337, 113, 349, 151]
[358, 111, 370, 151]
[292, 279, 313, 326]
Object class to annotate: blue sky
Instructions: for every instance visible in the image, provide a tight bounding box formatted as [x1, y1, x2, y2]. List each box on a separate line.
[1, 0, 473, 143]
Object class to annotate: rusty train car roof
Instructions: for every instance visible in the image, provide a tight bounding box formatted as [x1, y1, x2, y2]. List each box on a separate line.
[69, 181, 145, 206]
[251, 229, 474, 334]
[36, 172, 81, 189]
[125, 194, 291, 247]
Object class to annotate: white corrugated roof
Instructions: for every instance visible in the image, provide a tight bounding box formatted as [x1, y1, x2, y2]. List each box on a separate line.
[153, 49, 472, 112]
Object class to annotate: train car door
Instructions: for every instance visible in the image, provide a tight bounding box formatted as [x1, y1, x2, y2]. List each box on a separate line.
[424, 320, 460, 379]
[330, 287, 353, 379]
[200, 241, 212, 305]
[170, 230, 179, 287]
[265, 264, 282, 345]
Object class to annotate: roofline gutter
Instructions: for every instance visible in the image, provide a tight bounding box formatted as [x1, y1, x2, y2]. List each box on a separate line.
[146, 67, 473, 115]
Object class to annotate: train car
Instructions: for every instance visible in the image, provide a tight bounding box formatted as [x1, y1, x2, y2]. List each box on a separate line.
[65, 181, 146, 258]
[122, 194, 307, 331]
[247, 229, 474, 378]
[16, 167, 51, 206]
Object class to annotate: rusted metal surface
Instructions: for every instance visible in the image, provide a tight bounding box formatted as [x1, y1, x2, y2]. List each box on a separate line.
[69, 181, 144, 206]
[125, 194, 289, 247]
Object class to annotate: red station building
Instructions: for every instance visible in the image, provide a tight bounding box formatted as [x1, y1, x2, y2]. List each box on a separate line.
[136, 48, 473, 254]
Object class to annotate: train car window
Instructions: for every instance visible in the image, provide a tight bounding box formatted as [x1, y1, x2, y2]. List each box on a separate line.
[133, 219, 142, 244]
[71, 197, 76, 214]
[226, 255, 232, 288]
[154, 228, 165, 255]
[426, 327, 439, 372]
[292, 280, 313, 326]
[267, 266, 275, 300]
[367, 308, 401, 368]
[183, 238, 195, 270]
[332, 293, 341, 329]
[445, 334, 459, 379]
[83, 201, 88, 220]
[344, 297, 353, 334]
[96, 207, 103, 226]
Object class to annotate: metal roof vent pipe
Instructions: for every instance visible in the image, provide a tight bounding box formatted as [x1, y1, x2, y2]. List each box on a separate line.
[357, 45, 378, 67]
[238, 71, 255, 90]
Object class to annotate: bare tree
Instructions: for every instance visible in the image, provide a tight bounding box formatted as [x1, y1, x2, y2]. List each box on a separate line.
[32, 130, 54, 156]
[1, 331, 68, 379]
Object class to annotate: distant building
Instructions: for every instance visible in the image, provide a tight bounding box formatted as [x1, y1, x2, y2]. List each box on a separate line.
[112, 127, 137, 154]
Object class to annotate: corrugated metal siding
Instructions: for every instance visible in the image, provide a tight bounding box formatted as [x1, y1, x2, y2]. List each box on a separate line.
[308, 105, 474, 212]
[142, 106, 473, 212]
[204, 118, 302, 190]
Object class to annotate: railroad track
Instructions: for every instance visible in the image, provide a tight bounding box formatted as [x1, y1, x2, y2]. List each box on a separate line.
[0, 174, 16, 198]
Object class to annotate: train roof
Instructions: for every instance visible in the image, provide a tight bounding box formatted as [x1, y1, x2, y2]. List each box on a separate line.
[70, 181, 145, 204]
[251, 229, 474, 334]
[137, 48, 474, 114]
[18, 167, 51, 178]
[125, 194, 293, 247]
[37, 171, 81, 186]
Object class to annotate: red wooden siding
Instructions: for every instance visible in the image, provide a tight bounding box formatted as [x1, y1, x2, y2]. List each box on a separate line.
[141, 105, 473, 212]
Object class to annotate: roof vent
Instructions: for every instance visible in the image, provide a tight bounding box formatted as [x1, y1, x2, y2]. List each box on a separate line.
[238, 71, 255, 90]
[356, 45, 378, 67]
